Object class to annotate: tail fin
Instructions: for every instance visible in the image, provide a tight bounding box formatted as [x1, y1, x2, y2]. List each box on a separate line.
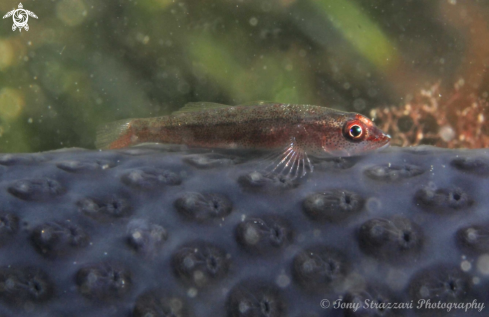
[95, 119, 134, 149]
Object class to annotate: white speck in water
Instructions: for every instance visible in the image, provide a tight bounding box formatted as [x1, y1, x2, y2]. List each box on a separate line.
[461, 260, 471, 272]
[187, 287, 198, 298]
[477, 254, 489, 275]
[353, 98, 366, 111]
[27, 118, 33, 123]
[249, 17, 258, 26]
[366, 197, 382, 213]
[276, 274, 290, 288]
[367, 88, 378, 97]
[439, 125, 455, 142]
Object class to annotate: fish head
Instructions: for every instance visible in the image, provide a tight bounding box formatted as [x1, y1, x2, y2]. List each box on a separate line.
[323, 113, 390, 156]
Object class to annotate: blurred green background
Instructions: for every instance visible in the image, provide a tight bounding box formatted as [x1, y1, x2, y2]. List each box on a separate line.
[0, 0, 488, 152]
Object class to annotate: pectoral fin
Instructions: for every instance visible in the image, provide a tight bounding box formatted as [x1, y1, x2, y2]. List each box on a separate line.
[262, 139, 313, 179]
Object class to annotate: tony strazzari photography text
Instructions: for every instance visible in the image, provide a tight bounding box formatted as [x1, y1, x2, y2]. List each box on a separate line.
[332, 298, 485, 313]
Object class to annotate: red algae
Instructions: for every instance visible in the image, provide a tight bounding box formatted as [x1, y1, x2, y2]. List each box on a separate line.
[371, 83, 489, 149]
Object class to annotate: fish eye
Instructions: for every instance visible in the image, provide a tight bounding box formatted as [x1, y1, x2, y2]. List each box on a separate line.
[349, 125, 362, 138]
[343, 121, 366, 141]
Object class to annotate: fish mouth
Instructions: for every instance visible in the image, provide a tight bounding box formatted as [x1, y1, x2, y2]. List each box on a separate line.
[377, 133, 391, 151]
[377, 141, 390, 151]
[368, 124, 391, 150]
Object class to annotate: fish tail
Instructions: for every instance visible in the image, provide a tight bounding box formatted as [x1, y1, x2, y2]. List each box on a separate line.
[95, 119, 135, 149]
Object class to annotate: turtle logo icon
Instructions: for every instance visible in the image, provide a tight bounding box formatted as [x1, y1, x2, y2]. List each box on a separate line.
[3, 3, 38, 32]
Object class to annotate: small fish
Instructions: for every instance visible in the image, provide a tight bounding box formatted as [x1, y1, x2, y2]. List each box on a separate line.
[96, 102, 390, 178]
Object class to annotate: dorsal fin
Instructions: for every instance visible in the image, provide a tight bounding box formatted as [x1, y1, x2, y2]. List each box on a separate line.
[171, 101, 282, 115]
[171, 102, 231, 115]
[237, 100, 279, 107]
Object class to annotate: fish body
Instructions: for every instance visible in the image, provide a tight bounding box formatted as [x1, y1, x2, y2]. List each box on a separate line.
[96, 102, 390, 177]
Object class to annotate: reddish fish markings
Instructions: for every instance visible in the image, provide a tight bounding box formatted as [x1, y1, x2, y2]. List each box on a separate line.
[96, 102, 390, 178]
